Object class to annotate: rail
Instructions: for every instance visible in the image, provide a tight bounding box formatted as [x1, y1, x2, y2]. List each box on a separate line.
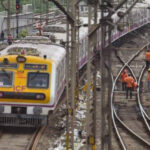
[26, 126, 46, 150]
[111, 42, 150, 149]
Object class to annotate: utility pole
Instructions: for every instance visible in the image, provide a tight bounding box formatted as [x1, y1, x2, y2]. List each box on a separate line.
[86, 0, 98, 150]
[1, 0, 11, 37]
[48, 0, 78, 150]
[7, 0, 11, 36]
[100, 0, 113, 149]
[16, 0, 20, 39]
[32, 0, 35, 12]
[99, 0, 139, 149]
[40, 0, 42, 25]
[46, 0, 49, 25]
[65, 0, 70, 149]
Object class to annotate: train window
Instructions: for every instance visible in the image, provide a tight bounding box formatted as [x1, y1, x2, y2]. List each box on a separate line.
[24, 64, 47, 70]
[0, 63, 17, 69]
[27, 72, 49, 88]
[0, 71, 13, 87]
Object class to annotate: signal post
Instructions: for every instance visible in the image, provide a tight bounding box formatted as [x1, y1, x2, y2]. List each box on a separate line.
[86, 0, 98, 150]
[48, 0, 80, 150]
[16, 0, 20, 38]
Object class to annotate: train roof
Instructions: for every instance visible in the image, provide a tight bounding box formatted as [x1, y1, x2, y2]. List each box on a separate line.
[0, 43, 66, 64]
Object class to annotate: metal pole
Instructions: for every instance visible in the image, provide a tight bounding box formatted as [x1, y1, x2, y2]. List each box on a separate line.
[32, 0, 35, 12]
[100, 0, 112, 149]
[16, 10, 19, 38]
[86, 4, 92, 150]
[70, 18, 75, 150]
[86, 1, 98, 149]
[40, 0, 42, 25]
[70, 1, 77, 150]
[75, 3, 80, 115]
[66, 1, 70, 149]
[46, 0, 49, 24]
[108, 17, 112, 150]
[93, 4, 98, 150]
[7, 0, 11, 35]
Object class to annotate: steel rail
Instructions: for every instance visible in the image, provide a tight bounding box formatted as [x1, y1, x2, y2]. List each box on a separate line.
[120, 64, 150, 132]
[113, 106, 150, 146]
[115, 43, 150, 131]
[110, 74, 127, 150]
[111, 42, 150, 149]
[111, 71, 126, 149]
[27, 126, 46, 150]
[137, 65, 150, 121]
[111, 71, 150, 149]
[25, 128, 39, 150]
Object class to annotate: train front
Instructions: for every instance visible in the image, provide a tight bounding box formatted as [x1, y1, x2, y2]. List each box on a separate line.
[0, 45, 53, 127]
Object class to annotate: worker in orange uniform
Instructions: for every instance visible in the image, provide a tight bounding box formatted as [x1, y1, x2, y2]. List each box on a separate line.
[133, 81, 138, 91]
[125, 74, 134, 99]
[121, 69, 128, 91]
[146, 50, 150, 68]
[147, 69, 150, 92]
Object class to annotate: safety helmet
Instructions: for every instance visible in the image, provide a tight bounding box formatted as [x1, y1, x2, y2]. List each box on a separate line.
[148, 68, 150, 72]
[123, 69, 127, 73]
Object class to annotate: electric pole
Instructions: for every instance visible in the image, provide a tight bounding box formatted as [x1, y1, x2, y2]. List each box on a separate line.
[86, 1, 98, 150]
[7, 0, 11, 35]
[46, 0, 49, 25]
[16, 0, 20, 38]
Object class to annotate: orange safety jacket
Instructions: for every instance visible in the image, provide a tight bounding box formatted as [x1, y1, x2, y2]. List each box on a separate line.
[125, 76, 134, 88]
[147, 72, 150, 81]
[133, 82, 138, 91]
[146, 52, 150, 61]
[121, 72, 127, 83]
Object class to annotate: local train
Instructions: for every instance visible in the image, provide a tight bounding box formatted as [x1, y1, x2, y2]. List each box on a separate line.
[0, 37, 66, 126]
[0, 1, 149, 127]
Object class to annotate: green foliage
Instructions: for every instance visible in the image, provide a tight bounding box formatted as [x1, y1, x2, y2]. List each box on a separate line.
[19, 29, 28, 38]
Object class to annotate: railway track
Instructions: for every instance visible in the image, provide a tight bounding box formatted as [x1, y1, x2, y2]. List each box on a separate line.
[27, 126, 46, 150]
[1, 15, 150, 150]
[111, 34, 150, 149]
[0, 126, 47, 150]
[0, 127, 35, 150]
[0, 65, 87, 150]
[33, 10, 66, 27]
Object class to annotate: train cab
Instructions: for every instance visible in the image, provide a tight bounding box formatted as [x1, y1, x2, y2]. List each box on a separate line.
[0, 39, 66, 127]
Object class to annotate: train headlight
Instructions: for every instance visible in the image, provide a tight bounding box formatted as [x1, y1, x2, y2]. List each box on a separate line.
[33, 107, 42, 115]
[117, 11, 124, 18]
[36, 94, 45, 100]
[16, 55, 26, 63]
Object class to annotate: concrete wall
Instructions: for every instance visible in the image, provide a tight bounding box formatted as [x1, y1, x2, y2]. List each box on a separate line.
[0, 4, 33, 39]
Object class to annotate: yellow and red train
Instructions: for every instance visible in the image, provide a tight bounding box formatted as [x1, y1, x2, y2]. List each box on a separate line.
[0, 37, 66, 127]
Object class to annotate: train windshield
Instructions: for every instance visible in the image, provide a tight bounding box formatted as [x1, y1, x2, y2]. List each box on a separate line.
[27, 72, 49, 88]
[0, 71, 13, 87]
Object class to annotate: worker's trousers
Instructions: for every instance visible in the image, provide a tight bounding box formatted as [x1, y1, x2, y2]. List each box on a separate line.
[126, 87, 132, 99]
[122, 82, 126, 91]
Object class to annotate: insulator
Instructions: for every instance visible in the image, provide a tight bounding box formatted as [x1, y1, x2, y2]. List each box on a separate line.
[117, 11, 124, 18]
[117, 25, 124, 32]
